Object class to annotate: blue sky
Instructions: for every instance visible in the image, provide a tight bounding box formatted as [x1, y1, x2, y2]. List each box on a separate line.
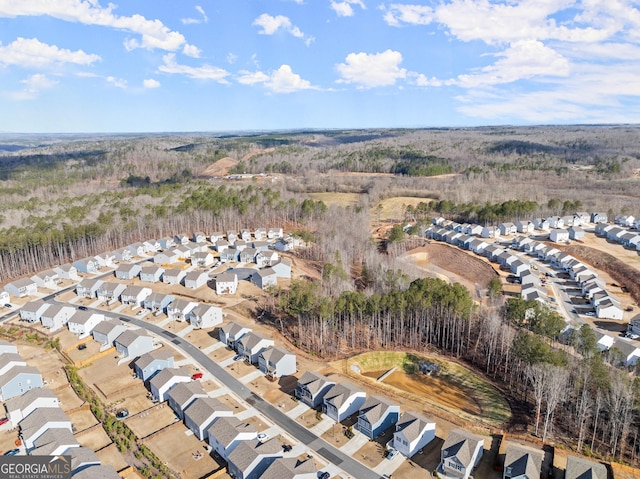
[1, 0, 640, 132]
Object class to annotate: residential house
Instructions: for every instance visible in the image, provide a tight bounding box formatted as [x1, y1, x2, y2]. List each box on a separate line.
[550, 229, 570, 243]
[516, 220, 535, 234]
[226, 231, 238, 243]
[66, 447, 101, 476]
[467, 238, 489, 255]
[192, 251, 214, 268]
[31, 428, 79, 456]
[220, 247, 240, 263]
[114, 263, 141, 280]
[184, 270, 209, 289]
[73, 257, 99, 274]
[594, 222, 613, 236]
[0, 366, 43, 400]
[520, 271, 541, 288]
[252, 240, 269, 252]
[498, 222, 517, 236]
[4, 387, 60, 428]
[234, 240, 248, 252]
[596, 298, 623, 320]
[184, 397, 234, 441]
[220, 322, 252, 348]
[356, 395, 400, 439]
[31, 270, 59, 289]
[628, 318, 640, 337]
[521, 286, 547, 303]
[237, 332, 275, 364]
[227, 438, 283, 479]
[126, 242, 146, 257]
[611, 340, 640, 366]
[193, 232, 207, 243]
[240, 229, 252, 242]
[144, 292, 175, 315]
[133, 348, 175, 382]
[260, 458, 316, 479]
[143, 239, 161, 253]
[75, 278, 103, 298]
[67, 310, 104, 336]
[0, 353, 26, 376]
[481, 226, 500, 239]
[467, 224, 483, 236]
[510, 260, 530, 277]
[114, 329, 154, 359]
[503, 444, 543, 479]
[121, 285, 152, 307]
[240, 248, 258, 263]
[149, 366, 192, 402]
[595, 333, 615, 352]
[73, 465, 120, 479]
[547, 216, 565, 229]
[92, 319, 126, 346]
[271, 258, 292, 279]
[0, 340, 17, 354]
[19, 407, 72, 451]
[295, 372, 335, 408]
[621, 232, 640, 249]
[173, 245, 191, 259]
[215, 239, 230, 253]
[174, 234, 189, 245]
[252, 268, 278, 290]
[0, 290, 9, 304]
[561, 215, 575, 228]
[188, 304, 223, 329]
[94, 252, 115, 269]
[140, 264, 164, 283]
[574, 212, 591, 224]
[615, 215, 635, 227]
[254, 228, 267, 241]
[323, 382, 367, 423]
[4, 277, 38, 298]
[533, 218, 550, 231]
[273, 238, 294, 252]
[565, 455, 607, 479]
[258, 346, 296, 378]
[40, 304, 75, 331]
[166, 381, 207, 419]
[590, 212, 608, 224]
[163, 267, 186, 285]
[210, 232, 224, 243]
[154, 251, 180, 265]
[215, 272, 238, 295]
[568, 226, 585, 240]
[512, 236, 533, 251]
[606, 226, 626, 242]
[113, 248, 132, 262]
[268, 227, 284, 239]
[53, 264, 79, 281]
[207, 416, 258, 461]
[392, 412, 436, 458]
[19, 299, 50, 323]
[90, 283, 124, 310]
[440, 429, 484, 479]
[158, 237, 176, 250]
[167, 299, 198, 322]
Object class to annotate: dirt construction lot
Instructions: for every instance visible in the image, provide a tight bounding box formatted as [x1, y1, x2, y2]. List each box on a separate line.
[125, 403, 180, 439]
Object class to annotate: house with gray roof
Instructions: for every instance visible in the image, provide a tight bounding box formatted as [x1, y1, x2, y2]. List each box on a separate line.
[220, 322, 252, 348]
[113, 248, 132, 262]
[96, 281, 126, 303]
[260, 457, 316, 479]
[19, 299, 50, 323]
[167, 298, 198, 321]
[183, 397, 233, 441]
[53, 263, 79, 281]
[121, 285, 152, 307]
[73, 464, 121, 479]
[149, 366, 192, 403]
[20, 407, 72, 451]
[252, 267, 277, 290]
[0, 353, 26, 376]
[227, 438, 283, 479]
[192, 251, 214, 268]
[0, 366, 43, 401]
[166, 380, 207, 419]
[258, 346, 296, 379]
[140, 264, 164, 283]
[143, 292, 175, 314]
[75, 278, 104, 298]
[256, 250, 279, 268]
[184, 270, 209, 289]
[323, 382, 367, 423]
[68, 309, 104, 336]
[126, 242, 146, 257]
[31, 269, 59, 289]
[611, 339, 640, 366]
[31, 427, 79, 456]
[188, 304, 223, 329]
[5, 277, 38, 298]
[162, 266, 186, 284]
[271, 258, 292, 279]
[114, 263, 141, 280]
[295, 371, 335, 408]
[254, 228, 267, 241]
[236, 332, 274, 364]
[440, 429, 484, 479]
[154, 250, 180, 265]
[503, 444, 543, 479]
[40, 304, 76, 331]
[215, 272, 238, 295]
[133, 348, 175, 382]
[4, 387, 59, 427]
[207, 416, 257, 460]
[94, 252, 115, 269]
[74, 257, 99, 274]
[92, 319, 126, 346]
[0, 339, 17, 355]
[565, 455, 607, 479]
[114, 329, 154, 359]
[392, 412, 436, 458]
[220, 247, 240, 263]
[66, 446, 101, 476]
[356, 395, 400, 439]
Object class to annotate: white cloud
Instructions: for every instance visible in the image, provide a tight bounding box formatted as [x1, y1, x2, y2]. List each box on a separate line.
[158, 53, 231, 83]
[181, 5, 208, 25]
[143, 78, 160, 88]
[106, 76, 127, 88]
[336, 49, 406, 88]
[252, 14, 304, 38]
[382, 4, 433, 27]
[182, 44, 201, 58]
[0, 1, 194, 53]
[0, 37, 100, 68]
[227, 53, 238, 64]
[237, 64, 314, 93]
[330, 0, 366, 17]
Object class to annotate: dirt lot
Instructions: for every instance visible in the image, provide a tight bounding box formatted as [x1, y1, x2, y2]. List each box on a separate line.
[375, 196, 434, 221]
[76, 425, 112, 451]
[355, 428, 394, 468]
[55, 384, 85, 411]
[296, 410, 322, 429]
[125, 403, 180, 439]
[95, 443, 130, 472]
[215, 394, 245, 414]
[143, 422, 224, 479]
[68, 406, 100, 432]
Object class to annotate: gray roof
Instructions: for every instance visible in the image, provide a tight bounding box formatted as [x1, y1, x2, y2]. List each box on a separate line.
[92, 318, 123, 336]
[169, 298, 197, 311]
[0, 353, 26, 370]
[11, 277, 37, 287]
[68, 310, 98, 325]
[612, 339, 640, 358]
[228, 438, 282, 473]
[66, 446, 100, 471]
[145, 292, 173, 303]
[260, 457, 316, 479]
[442, 429, 484, 467]
[41, 303, 68, 318]
[114, 328, 150, 348]
[185, 270, 208, 281]
[297, 371, 332, 395]
[257, 267, 276, 277]
[238, 331, 271, 351]
[0, 365, 41, 389]
[216, 272, 237, 283]
[359, 395, 397, 425]
[116, 263, 139, 273]
[122, 285, 148, 296]
[20, 299, 49, 314]
[166, 380, 206, 407]
[20, 408, 70, 439]
[184, 397, 231, 426]
[149, 366, 191, 390]
[4, 387, 57, 412]
[395, 412, 434, 443]
[259, 346, 292, 365]
[565, 455, 607, 479]
[164, 267, 185, 277]
[206, 416, 256, 448]
[221, 321, 250, 337]
[504, 444, 543, 479]
[324, 382, 363, 408]
[141, 265, 163, 274]
[31, 428, 78, 455]
[134, 348, 174, 370]
[73, 464, 121, 479]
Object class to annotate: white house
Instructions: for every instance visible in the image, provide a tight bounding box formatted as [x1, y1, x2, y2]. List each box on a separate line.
[5, 277, 38, 298]
[595, 333, 615, 351]
[114, 329, 155, 359]
[271, 259, 292, 279]
[257, 346, 296, 378]
[207, 416, 257, 461]
[75, 278, 103, 298]
[392, 412, 436, 458]
[226, 438, 283, 479]
[533, 218, 550, 231]
[611, 340, 640, 367]
[19, 300, 50, 323]
[547, 216, 564, 229]
[163, 268, 186, 285]
[252, 268, 277, 290]
[166, 380, 207, 419]
[184, 270, 209, 289]
[188, 304, 223, 329]
[481, 226, 500, 239]
[53, 264, 79, 281]
[144, 292, 175, 315]
[4, 387, 59, 428]
[113, 248, 132, 262]
[0, 353, 26, 376]
[126, 242, 146, 257]
[516, 220, 535, 234]
[154, 251, 180, 265]
[121, 285, 152, 308]
[149, 366, 192, 402]
[40, 304, 76, 331]
[440, 429, 484, 479]
[219, 322, 252, 348]
[96, 282, 127, 304]
[159, 237, 176, 249]
[92, 319, 126, 347]
[503, 444, 543, 479]
[192, 251, 214, 268]
[568, 226, 585, 241]
[143, 239, 161, 253]
[31, 270, 59, 289]
[67, 310, 104, 337]
[596, 299, 623, 320]
[114, 263, 141, 281]
[167, 299, 198, 322]
[236, 332, 275, 364]
[73, 257, 99, 274]
[19, 407, 72, 451]
[94, 252, 115, 269]
[549, 229, 569, 243]
[215, 272, 238, 295]
[498, 222, 517, 236]
[323, 382, 367, 423]
[140, 265, 164, 283]
[184, 397, 234, 441]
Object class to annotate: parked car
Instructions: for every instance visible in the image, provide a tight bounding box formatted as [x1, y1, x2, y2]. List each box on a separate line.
[586, 312, 596, 317]
[78, 306, 88, 311]
[257, 433, 269, 441]
[4, 449, 20, 456]
[0, 417, 9, 425]
[77, 344, 87, 351]
[116, 409, 129, 419]
[386, 448, 399, 460]
[318, 472, 330, 479]
[191, 372, 203, 380]
[232, 354, 243, 361]
[4, 303, 12, 308]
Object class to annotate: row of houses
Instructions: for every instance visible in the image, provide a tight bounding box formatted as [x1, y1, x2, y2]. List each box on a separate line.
[0, 340, 122, 478]
[595, 221, 640, 252]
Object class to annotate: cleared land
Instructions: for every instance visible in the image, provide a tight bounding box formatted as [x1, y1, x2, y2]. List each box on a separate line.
[307, 192, 362, 207]
[374, 196, 434, 221]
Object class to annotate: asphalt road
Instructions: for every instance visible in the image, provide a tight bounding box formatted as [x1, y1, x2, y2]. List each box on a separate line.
[101, 311, 382, 479]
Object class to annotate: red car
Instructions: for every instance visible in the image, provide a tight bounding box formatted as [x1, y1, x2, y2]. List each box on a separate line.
[0, 418, 9, 426]
[191, 372, 203, 380]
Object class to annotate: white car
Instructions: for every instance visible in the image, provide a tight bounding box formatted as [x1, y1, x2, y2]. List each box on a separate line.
[585, 312, 595, 317]
[387, 448, 399, 460]
[257, 433, 269, 441]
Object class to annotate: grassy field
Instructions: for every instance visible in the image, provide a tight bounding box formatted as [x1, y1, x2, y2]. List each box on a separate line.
[308, 192, 363, 207]
[343, 351, 511, 428]
[374, 196, 433, 221]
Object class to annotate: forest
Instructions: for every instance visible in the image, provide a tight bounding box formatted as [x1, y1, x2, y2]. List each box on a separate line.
[1, 126, 640, 465]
